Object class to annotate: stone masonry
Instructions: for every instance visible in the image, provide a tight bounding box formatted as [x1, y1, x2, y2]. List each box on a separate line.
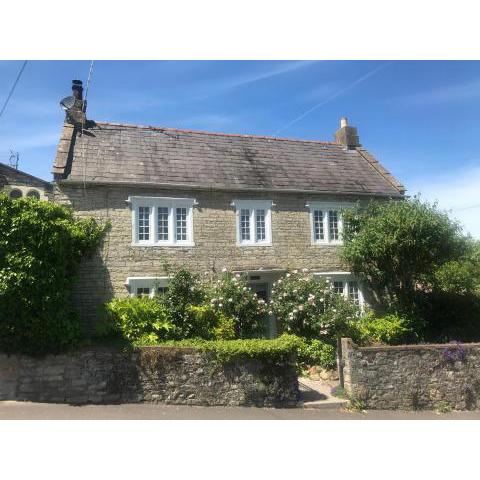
[341, 338, 480, 410]
[0, 346, 299, 407]
[54, 183, 353, 331]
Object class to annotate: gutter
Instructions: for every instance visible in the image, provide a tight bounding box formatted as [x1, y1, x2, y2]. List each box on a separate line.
[55, 179, 404, 199]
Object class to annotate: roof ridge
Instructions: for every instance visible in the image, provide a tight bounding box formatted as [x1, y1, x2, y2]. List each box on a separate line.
[93, 121, 338, 146]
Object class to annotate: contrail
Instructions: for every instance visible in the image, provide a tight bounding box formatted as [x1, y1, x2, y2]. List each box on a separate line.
[275, 61, 393, 135]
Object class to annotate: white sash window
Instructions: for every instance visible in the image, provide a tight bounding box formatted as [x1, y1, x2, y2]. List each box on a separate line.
[232, 200, 273, 246]
[129, 196, 195, 247]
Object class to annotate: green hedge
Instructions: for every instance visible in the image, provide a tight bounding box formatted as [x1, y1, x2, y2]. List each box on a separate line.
[135, 333, 303, 363]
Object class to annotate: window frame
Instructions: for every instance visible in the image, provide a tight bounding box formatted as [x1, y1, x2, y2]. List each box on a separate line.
[308, 202, 352, 245]
[129, 196, 195, 247]
[125, 276, 169, 297]
[232, 200, 273, 246]
[313, 271, 365, 308]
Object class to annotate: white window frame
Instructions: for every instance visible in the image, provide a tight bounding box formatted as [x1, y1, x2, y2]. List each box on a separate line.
[308, 202, 352, 245]
[129, 196, 195, 247]
[313, 271, 365, 308]
[125, 277, 169, 297]
[232, 200, 273, 246]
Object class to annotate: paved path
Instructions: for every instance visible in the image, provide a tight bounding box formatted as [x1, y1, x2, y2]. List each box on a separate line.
[1, 401, 480, 419]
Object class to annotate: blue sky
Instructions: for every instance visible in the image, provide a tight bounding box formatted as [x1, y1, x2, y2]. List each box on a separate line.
[1, 60, 479, 237]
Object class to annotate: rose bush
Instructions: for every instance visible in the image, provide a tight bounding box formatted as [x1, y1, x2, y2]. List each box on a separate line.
[270, 269, 360, 343]
[202, 270, 267, 338]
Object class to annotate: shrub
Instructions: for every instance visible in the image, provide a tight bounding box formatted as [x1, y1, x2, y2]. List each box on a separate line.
[352, 312, 413, 345]
[203, 271, 267, 338]
[160, 269, 205, 338]
[0, 195, 105, 355]
[270, 270, 360, 342]
[103, 296, 174, 342]
[141, 333, 303, 363]
[297, 338, 336, 369]
[187, 304, 236, 340]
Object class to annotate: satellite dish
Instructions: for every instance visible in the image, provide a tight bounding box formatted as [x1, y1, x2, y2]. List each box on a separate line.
[60, 96, 76, 111]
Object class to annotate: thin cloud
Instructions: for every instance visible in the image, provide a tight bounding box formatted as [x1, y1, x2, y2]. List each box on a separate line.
[193, 61, 316, 100]
[275, 61, 392, 135]
[409, 164, 480, 238]
[392, 79, 480, 106]
[224, 61, 315, 89]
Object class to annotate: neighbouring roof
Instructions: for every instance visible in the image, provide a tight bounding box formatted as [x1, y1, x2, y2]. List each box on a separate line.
[52, 121, 405, 197]
[0, 162, 52, 189]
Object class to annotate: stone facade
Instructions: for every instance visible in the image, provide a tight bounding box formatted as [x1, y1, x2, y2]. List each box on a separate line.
[341, 338, 480, 410]
[54, 183, 355, 331]
[0, 346, 299, 407]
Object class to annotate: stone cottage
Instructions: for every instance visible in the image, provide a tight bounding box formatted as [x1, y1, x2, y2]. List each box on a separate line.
[0, 161, 51, 200]
[52, 80, 405, 334]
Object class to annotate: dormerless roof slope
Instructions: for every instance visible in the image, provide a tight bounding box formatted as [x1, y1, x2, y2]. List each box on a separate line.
[0, 162, 52, 189]
[52, 121, 405, 197]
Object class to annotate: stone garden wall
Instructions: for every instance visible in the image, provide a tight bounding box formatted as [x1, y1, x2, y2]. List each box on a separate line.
[341, 338, 480, 410]
[0, 346, 299, 407]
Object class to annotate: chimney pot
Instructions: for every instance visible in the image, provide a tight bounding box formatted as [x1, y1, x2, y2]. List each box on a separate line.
[335, 117, 360, 149]
[71, 79, 84, 101]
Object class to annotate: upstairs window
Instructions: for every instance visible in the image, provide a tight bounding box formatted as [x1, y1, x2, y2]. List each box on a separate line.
[309, 203, 350, 244]
[129, 196, 195, 246]
[233, 200, 272, 246]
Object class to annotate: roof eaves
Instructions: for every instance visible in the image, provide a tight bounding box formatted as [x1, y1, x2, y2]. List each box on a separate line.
[56, 178, 404, 198]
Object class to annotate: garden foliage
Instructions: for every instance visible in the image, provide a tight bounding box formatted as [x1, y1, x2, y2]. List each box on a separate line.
[341, 197, 480, 341]
[0, 195, 105, 354]
[103, 296, 174, 343]
[203, 271, 267, 338]
[141, 333, 303, 363]
[270, 270, 360, 341]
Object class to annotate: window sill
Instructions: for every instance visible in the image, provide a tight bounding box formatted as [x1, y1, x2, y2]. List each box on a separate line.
[311, 241, 343, 246]
[131, 242, 195, 248]
[236, 242, 273, 247]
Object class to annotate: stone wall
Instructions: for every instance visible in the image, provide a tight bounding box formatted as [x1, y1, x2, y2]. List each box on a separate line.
[54, 183, 355, 330]
[0, 346, 299, 407]
[341, 338, 480, 410]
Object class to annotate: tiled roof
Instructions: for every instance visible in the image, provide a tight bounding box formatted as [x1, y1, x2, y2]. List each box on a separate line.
[52, 121, 405, 197]
[0, 162, 51, 189]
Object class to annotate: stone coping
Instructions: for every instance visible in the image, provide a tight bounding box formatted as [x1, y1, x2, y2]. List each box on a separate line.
[341, 338, 480, 353]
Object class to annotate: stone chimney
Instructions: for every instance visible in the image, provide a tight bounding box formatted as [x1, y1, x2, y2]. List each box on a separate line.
[61, 80, 87, 127]
[334, 117, 360, 149]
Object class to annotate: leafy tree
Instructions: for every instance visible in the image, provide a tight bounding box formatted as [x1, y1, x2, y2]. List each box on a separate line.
[341, 197, 480, 340]
[341, 197, 468, 313]
[0, 195, 105, 355]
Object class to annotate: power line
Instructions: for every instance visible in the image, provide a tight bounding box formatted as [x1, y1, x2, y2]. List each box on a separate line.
[0, 60, 28, 121]
[274, 61, 392, 135]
